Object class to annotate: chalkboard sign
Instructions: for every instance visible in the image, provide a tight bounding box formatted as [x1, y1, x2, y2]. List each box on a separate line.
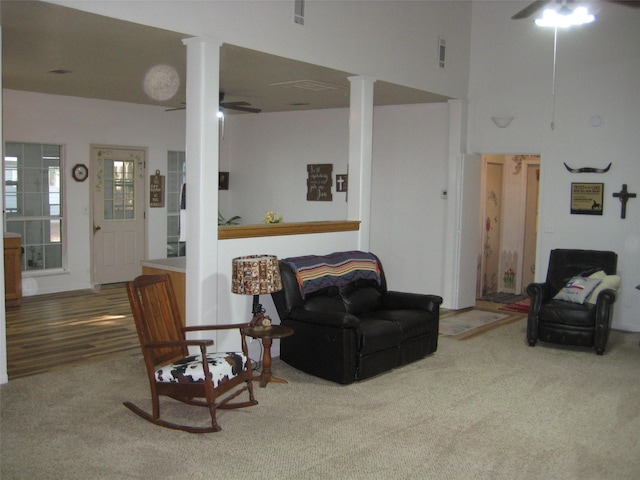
[150, 170, 165, 207]
[307, 164, 333, 201]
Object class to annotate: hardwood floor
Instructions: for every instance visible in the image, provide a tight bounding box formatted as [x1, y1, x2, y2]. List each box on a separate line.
[5, 283, 140, 380]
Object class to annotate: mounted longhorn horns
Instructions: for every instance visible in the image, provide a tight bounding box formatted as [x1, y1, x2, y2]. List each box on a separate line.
[563, 162, 612, 174]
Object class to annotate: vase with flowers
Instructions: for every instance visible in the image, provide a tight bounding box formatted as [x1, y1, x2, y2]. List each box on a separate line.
[264, 211, 283, 224]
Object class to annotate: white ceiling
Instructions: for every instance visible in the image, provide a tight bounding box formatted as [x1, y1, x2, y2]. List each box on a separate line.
[1, 0, 449, 115]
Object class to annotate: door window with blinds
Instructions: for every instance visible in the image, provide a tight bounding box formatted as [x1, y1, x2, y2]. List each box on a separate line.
[4, 142, 64, 271]
[102, 158, 135, 220]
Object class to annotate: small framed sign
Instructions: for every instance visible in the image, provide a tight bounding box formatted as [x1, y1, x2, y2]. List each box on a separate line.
[149, 170, 165, 207]
[307, 164, 333, 201]
[571, 182, 603, 215]
[219, 172, 229, 190]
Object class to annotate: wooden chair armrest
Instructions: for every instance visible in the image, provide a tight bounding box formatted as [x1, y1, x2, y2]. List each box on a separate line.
[144, 339, 214, 349]
[183, 323, 251, 333]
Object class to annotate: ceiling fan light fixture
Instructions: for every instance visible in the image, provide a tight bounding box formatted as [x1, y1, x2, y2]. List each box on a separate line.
[535, 6, 595, 27]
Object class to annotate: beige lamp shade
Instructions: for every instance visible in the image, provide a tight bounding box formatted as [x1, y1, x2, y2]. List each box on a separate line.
[231, 255, 282, 295]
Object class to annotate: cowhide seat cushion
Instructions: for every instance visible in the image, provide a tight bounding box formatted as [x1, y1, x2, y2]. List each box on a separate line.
[155, 352, 248, 387]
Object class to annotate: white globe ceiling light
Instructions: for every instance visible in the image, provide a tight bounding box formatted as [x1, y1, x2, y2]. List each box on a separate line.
[143, 64, 180, 101]
[535, 6, 595, 27]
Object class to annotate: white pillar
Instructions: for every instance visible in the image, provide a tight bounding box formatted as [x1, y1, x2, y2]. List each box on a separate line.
[182, 37, 221, 331]
[347, 76, 376, 251]
[442, 98, 470, 309]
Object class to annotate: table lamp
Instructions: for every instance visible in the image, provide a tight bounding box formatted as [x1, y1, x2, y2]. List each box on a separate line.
[231, 255, 282, 329]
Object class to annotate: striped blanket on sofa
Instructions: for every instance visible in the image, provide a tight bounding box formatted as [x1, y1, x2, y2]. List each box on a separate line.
[282, 250, 381, 299]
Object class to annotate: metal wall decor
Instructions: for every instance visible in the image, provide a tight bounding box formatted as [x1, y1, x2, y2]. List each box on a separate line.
[612, 184, 637, 219]
[563, 162, 611, 174]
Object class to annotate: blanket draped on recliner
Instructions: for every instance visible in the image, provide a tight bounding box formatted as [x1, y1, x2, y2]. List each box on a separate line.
[282, 250, 381, 298]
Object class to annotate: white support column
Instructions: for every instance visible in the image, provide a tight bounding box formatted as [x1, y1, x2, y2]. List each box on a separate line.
[347, 76, 376, 251]
[182, 37, 221, 331]
[442, 98, 468, 310]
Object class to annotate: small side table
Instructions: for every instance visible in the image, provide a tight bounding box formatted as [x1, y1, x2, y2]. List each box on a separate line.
[243, 325, 294, 388]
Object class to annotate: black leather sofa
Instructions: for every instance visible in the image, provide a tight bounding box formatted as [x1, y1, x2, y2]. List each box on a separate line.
[271, 251, 443, 384]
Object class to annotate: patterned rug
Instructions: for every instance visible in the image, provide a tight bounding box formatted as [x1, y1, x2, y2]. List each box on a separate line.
[499, 299, 530, 314]
[439, 309, 520, 339]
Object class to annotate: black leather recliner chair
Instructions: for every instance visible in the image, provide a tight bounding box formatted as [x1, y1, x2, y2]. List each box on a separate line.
[527, 249, 618, 355]
[271, 252, 442, 384]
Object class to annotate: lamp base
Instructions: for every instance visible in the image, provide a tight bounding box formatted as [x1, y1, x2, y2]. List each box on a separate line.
[250, 313, 272, 329]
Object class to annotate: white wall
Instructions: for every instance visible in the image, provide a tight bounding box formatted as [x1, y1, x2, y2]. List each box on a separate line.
[370, 102, 450, 298]
[468, 2, 640, 331]
[3, 89, 186, 294]
[219, 101, 451, 299]
[220, 108, 349, 224]
[51, 0, 472, 101]
[3, 88, 450, 300]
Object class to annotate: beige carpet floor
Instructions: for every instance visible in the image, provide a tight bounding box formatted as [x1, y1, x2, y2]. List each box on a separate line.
[2, 318, 640, 480]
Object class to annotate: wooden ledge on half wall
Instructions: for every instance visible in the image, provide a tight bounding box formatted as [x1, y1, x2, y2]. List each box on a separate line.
[218, 220, 360, 240]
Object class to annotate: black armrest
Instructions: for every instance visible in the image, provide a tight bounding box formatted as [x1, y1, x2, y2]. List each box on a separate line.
[595, 288, 616, 306]
[383, 291, 443, 313]
[286, 309, 360, 328]
[526, 282, 553, 302]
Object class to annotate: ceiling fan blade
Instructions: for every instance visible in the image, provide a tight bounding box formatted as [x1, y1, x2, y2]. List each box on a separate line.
[511, 0, 552, 19]
[221, 104, 262, 114]
[165, 106, 186, 112]
[603, 0, 640, 8]
[220, 99, 261, 113]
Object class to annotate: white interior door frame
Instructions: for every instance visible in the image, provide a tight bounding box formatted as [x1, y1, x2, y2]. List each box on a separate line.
[90, 144, 147, 286]
[518, 157, 541, 292]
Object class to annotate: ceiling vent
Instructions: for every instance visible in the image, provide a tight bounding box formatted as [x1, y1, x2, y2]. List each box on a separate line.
[270, 79, 344, 92]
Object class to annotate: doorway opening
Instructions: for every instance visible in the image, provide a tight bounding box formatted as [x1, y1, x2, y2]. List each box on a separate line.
[476, 154, 540, 303]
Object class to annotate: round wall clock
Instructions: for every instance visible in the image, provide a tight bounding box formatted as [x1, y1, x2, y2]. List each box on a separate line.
[72, 164, 89, 182]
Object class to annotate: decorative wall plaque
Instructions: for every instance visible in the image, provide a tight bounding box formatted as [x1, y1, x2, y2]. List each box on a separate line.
[149, 170, 165, 207]
[219, 172, 229, 190]
[307, 164, 333, 201]
[570, 182, 603, 215]
[336, 174, 348, 193]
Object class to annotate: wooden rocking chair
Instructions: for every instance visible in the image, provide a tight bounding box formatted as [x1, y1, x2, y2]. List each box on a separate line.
[125, 274, 258, 433]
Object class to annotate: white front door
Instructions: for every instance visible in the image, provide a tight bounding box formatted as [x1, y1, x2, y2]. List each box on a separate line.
[91, 145, 146, 285]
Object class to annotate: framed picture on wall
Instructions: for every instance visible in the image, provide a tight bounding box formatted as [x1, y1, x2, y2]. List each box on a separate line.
[219, 172, 229, 190]
[570, 182, 603, 215]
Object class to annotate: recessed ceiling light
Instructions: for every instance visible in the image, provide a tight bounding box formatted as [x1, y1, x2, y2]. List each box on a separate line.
[48, 69, 72, 74]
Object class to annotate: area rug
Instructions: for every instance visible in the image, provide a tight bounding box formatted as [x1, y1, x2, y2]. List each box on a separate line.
[480, 292, 528, 304]
[439, 309, 515, 338]
[499, 299, 530, 314]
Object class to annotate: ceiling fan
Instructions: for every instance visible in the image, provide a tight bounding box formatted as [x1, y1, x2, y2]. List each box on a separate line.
[219, 92, 262, 114]
[165, 92, 262, 113]
[511, 0, 640, 20]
